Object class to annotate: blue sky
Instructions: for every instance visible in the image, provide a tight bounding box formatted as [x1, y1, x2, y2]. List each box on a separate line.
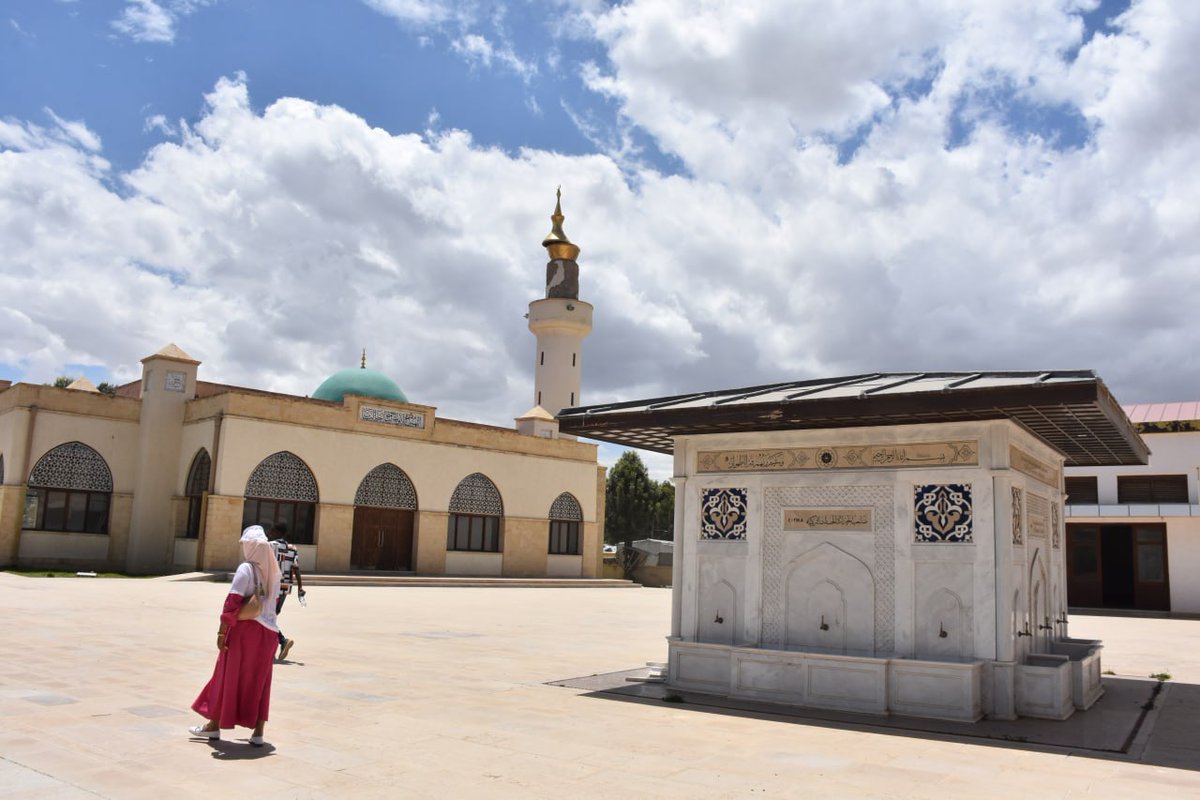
[2, 0, 1196, 480]
[3, 1, 630, 173]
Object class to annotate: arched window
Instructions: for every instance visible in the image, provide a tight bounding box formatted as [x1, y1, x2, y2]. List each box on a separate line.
[355, 464, 418, 509]
[548, 492, 583, 555]
[241, 451, 319, 545]
[447, 473, 502, 552]
[184, 449, 211, 539]
[25, 442, 113, 534]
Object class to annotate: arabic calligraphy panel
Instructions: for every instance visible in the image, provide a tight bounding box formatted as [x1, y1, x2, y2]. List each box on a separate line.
[697, 441, 978, 474]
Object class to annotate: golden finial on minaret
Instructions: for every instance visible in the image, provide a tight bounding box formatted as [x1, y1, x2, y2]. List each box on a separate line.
[542, 186, 580, 261]
[361, 348, 367, 369]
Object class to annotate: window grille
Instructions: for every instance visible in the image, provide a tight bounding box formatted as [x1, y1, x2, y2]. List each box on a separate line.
[549, 492, 583, 521]
[448, 473, 503, 516]
[355, 463, 418, 509]
[29, 442, 113, 492]
[244, 451, 318, 502]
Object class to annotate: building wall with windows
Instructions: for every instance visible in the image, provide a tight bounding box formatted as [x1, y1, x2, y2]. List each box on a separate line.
[1064, 406, 1200, 613]
[0, 347, 605, 578]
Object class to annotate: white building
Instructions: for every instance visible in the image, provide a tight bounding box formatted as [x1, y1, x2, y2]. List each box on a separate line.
[1064, 401, 1200, 613]
[561, 372, 1146, 721]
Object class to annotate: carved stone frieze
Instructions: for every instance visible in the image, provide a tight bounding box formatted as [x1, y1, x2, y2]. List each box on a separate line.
[697, 441, 978, 474]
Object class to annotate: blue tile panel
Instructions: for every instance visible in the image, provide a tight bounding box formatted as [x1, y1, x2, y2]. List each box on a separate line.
[914, 484, 973, 543]
[701, 488, 748, 540]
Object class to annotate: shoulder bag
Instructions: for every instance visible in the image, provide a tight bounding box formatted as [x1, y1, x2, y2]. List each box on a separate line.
[236, 562, 265, 621]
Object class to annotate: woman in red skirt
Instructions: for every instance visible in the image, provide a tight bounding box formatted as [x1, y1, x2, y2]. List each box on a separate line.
[189, 525, 282, 746]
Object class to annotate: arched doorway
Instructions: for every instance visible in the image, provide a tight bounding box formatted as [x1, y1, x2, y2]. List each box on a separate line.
[352, 464, 417, 571]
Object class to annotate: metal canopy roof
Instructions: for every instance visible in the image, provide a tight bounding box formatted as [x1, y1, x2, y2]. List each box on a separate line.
[557, 371, 1149, 467]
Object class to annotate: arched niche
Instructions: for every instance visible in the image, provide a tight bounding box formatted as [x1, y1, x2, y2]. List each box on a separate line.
[782, 542, 875, 655]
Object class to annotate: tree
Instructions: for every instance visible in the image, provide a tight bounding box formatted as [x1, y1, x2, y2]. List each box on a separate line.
[96, 382, 118, 397]
[52, 376, 73, 388]
[652, 479, 675, 540]
[604, 451, 656, 545]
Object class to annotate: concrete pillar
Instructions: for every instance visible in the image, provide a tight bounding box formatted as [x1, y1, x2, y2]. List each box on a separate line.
[414, 510, 448, 574]
[127, 344, 199, 574]
[501, 516, 549, 577]
[315, 503, 354, 572]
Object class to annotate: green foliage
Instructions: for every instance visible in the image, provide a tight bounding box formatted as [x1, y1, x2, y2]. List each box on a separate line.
[604, 451, 677, 543]
[96, 381, 118, 397]
[1150, 671, 1172, 682]
[52, 375, 74, 388]
[605, 451, 655, 544]
[652, 479, 675, 540]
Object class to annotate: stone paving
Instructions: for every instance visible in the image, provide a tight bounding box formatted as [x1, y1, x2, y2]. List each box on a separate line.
[2, 572, 1200, 798]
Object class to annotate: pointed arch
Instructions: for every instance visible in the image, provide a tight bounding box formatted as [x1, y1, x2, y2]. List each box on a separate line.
[355, 463, 418, 509]
[448, 473, 502, 516]
[548, 492, 583, 555]
[26, 442, 112, 534]
[244, 451, 318, 502]
[242, 451, 318, 545]
[29, 442, 112, 492]
[447, 473, 503, 553]
[183, 449, 211, 540]
[186, 449, 211, 497]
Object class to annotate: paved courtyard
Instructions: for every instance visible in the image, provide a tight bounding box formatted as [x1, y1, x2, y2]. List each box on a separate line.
[2, 572, 1200, 798]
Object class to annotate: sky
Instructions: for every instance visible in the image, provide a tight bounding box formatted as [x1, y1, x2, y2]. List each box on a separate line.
[2, 0, 1197, 480]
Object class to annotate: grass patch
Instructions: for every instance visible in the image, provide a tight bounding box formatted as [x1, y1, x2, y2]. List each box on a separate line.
[3, 569, 156, 579]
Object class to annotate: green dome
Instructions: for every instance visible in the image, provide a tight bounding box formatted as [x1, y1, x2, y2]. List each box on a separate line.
[313, 367, 408, 404]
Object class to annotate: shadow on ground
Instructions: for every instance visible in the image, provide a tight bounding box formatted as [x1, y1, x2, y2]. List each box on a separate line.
[551, 669, 1199, 771]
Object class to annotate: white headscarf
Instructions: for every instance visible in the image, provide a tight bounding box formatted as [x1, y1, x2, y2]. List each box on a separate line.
[240, 525, 282, 605]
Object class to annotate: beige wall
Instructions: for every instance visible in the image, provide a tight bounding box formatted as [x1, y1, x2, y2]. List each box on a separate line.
[316, 503, 354, 572]
[201, 494, 245, 570]
[105, 493, 134, 569]
[26, 410, 141, 494]
[0, 381, 607, 578]
[501, 517, 550, 577]
[415, 511, 448, 574]
[0, 484, 25, 566]
[211, 415, 598, 523]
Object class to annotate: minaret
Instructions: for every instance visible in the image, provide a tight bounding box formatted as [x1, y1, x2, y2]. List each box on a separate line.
[525, 189, 593, 434]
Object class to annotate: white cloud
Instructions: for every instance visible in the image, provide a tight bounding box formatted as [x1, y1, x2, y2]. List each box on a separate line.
[111, 0, 214, 44]
[360, 0, 452, 26]
[452, 33, 537, 82]
[5, 0, 1200, 438]
[112, 0, 176, 43]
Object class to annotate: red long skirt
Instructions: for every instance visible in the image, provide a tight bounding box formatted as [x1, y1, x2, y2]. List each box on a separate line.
[192, 620, 276, 729]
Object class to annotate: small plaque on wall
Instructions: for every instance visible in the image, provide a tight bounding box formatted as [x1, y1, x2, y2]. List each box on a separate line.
[360, 405, 425, 429]
[165, 370, 186, 393]
[784, 508, 873, 531]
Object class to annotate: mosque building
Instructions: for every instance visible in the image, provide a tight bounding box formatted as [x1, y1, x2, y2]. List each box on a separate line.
[0, 194, 603, 578]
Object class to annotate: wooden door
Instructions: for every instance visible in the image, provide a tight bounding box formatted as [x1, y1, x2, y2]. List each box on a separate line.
[1133, 524, 1170, 611]
[377, 509, 415, 571]
[351, 507, 383, 570]
[352, 507, 414, 571]
[1066, 525, 1102, 608]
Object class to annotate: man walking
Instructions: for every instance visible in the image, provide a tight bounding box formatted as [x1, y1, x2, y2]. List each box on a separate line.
[268, 522, 305, 660]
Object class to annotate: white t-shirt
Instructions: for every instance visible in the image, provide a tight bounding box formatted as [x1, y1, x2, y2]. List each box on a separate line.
[229, 562, 280, 632]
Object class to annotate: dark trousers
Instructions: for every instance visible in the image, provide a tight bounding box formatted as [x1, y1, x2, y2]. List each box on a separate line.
[275, 593, 288, 646]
